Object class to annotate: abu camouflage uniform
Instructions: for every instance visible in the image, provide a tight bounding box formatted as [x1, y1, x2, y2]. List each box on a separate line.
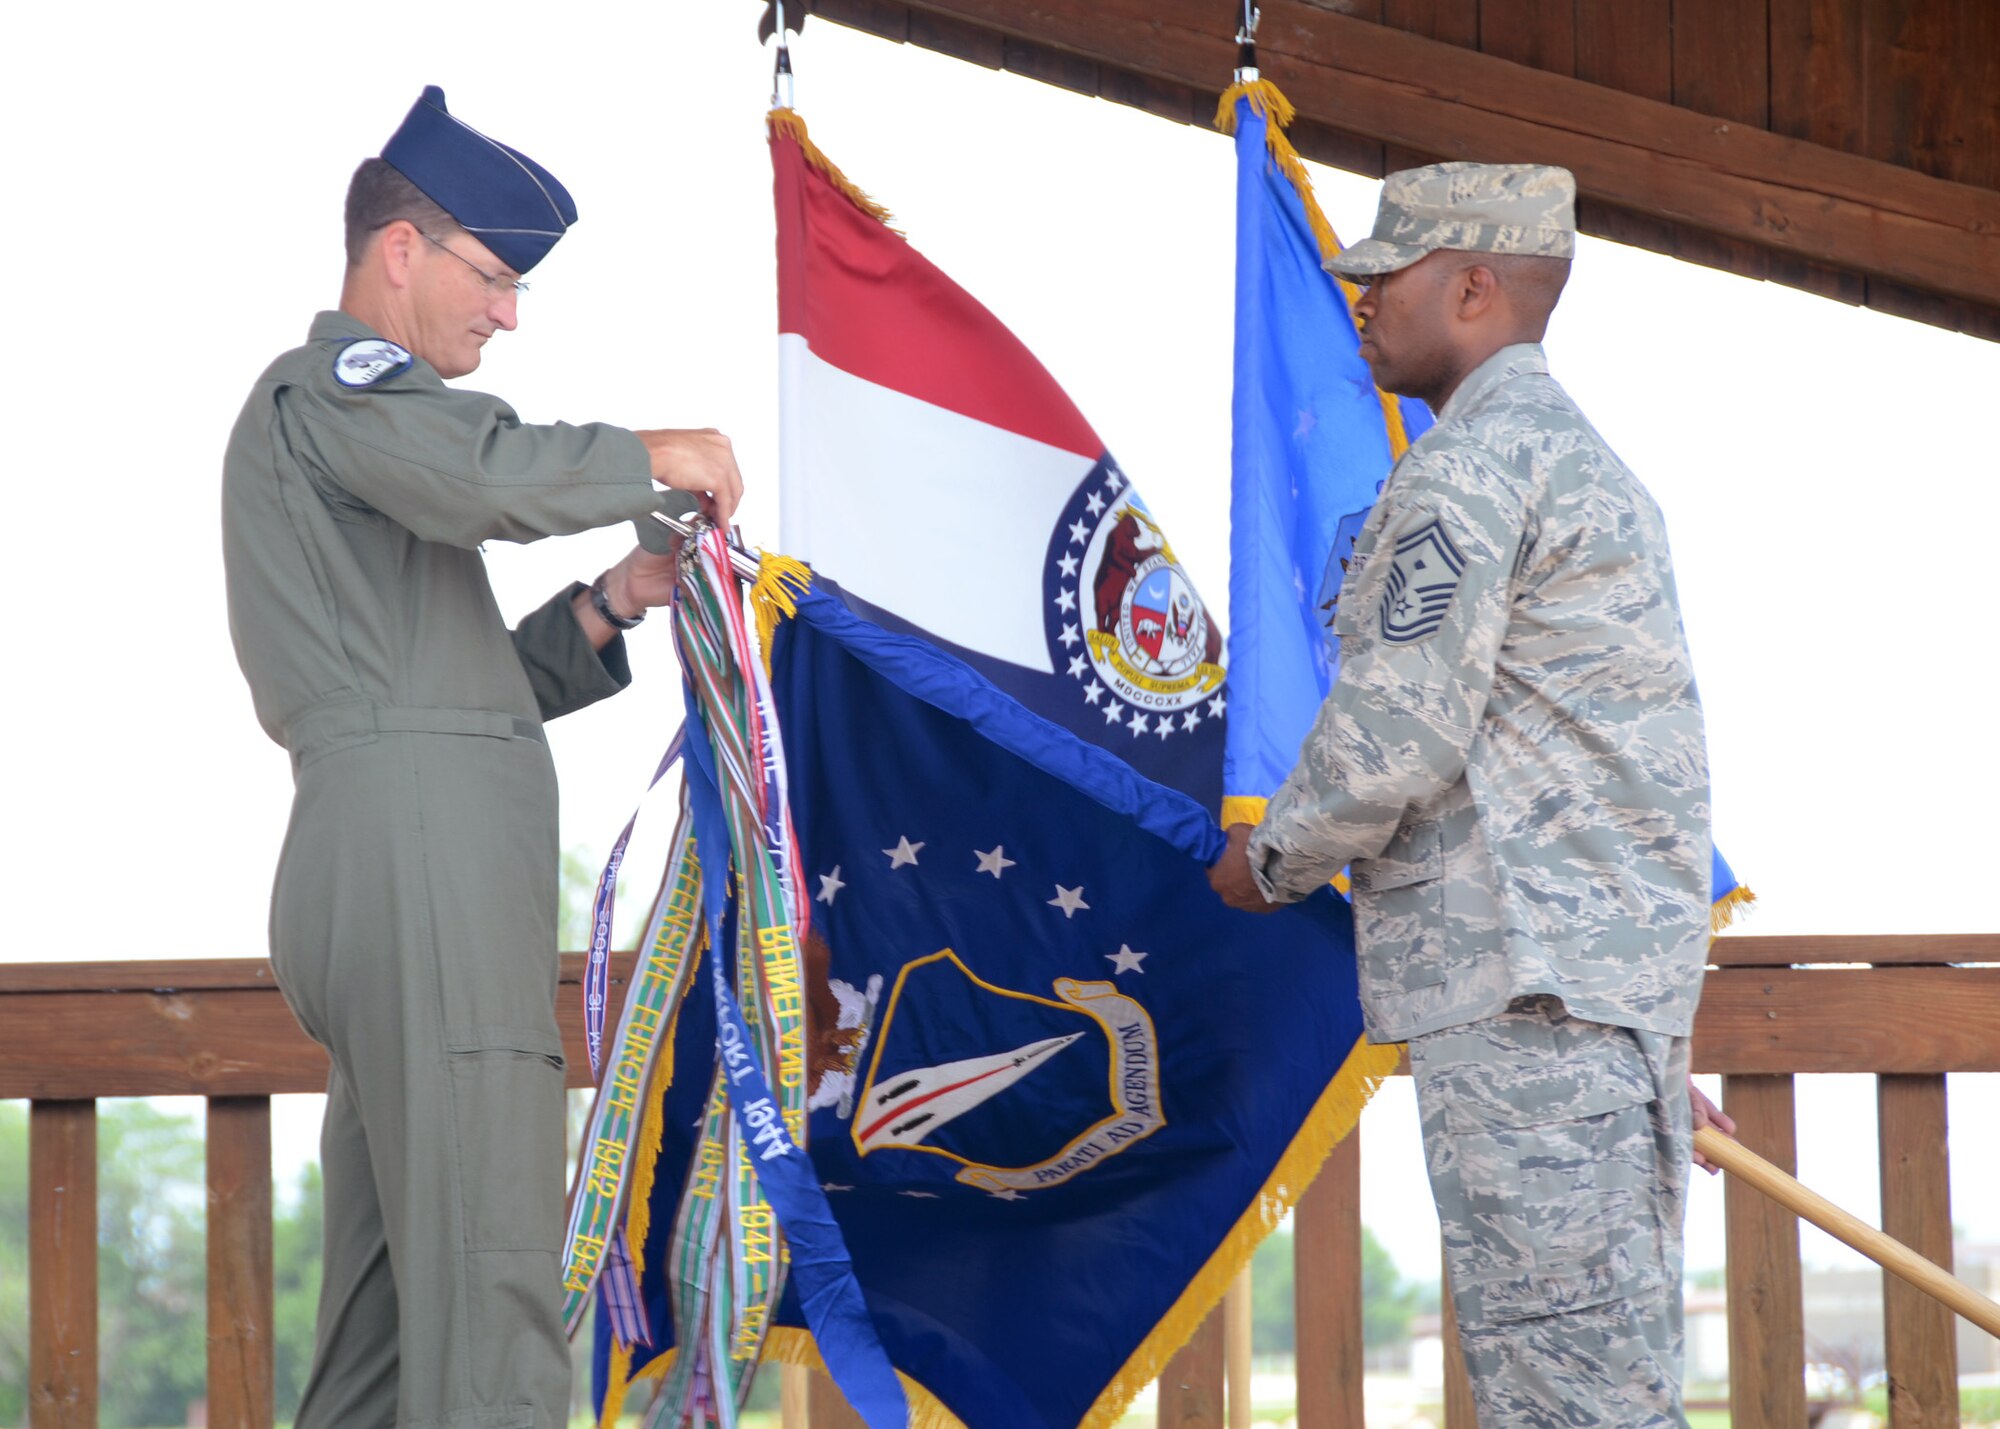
[1246, 163, 1711, 1428]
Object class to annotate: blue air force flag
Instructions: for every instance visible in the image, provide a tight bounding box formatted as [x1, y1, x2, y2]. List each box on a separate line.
[1219, 83, 1750, 914]
[596, 579, 1386, 1428]
[1222, 87, 1433, 814]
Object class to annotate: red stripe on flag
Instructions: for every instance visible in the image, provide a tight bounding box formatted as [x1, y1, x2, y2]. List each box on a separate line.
[772, 128, 1102, 460]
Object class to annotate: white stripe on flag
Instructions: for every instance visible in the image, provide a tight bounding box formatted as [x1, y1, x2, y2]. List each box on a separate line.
[777, 333, 1096, 675]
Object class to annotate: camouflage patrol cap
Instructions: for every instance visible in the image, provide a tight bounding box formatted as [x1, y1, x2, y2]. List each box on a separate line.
[1325, 162, 1576, 278]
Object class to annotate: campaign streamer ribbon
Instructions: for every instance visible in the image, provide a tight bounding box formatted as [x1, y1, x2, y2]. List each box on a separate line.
[586, 730, 687, 1080]
[649, 531, 908, 1429]
[562, 798, 707, 1336]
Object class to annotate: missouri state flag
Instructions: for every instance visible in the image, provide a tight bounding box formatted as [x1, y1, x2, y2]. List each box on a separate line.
[769, 109, 1226, 809]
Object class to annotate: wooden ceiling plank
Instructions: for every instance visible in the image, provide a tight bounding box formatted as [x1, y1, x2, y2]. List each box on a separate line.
[1255, 0, 1993, 225]
[1894, 0, 2000, 192]
[1252, 47, 1992, 304]
[1767, 0, 1865, 154]
[1574, 0, 1674, 103]
[1001, 33, 1100, 99]
[1381, 0, 1479, 50]
[1475, 0, 1577, 77]
[886, 1, 1998, 307]
[1284, 117, 1391, 183]
[905, 7, 1005, 68]
[1670, 0, 1773, 130]
[813, 0, 911, 44]
[1865, 276, 2000, 344]
[1096, 67, 1203, 127]
[1951, 5, 2000, 191]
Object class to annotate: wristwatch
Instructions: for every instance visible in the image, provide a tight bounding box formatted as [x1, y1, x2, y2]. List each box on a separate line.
[590, 573, 645, 630]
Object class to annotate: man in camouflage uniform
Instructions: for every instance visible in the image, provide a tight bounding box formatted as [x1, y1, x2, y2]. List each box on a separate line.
[1209, 163, 1711, 1427]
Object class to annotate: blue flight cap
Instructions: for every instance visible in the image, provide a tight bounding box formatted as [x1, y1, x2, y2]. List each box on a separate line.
[379, 85, 576, 274]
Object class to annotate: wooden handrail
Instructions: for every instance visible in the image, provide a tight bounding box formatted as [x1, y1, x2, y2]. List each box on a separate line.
[8, 941, 2000, 1100]
[1710, 933, 2000, 966]
[0, 951, 641, 1099]
[9, 942, 1995, 1429]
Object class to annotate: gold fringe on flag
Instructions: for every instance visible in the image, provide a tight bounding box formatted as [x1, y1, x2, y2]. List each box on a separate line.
[1711, 881, 1758, 935]
[1214, 79, 1413, 463]
[750, 553, 815, 675]
[649, 1034, 1403, 1429]
[1077, 1033, 1402, 1429]
[762, 1329, 965, 1429]
[768, 107, 901, 231]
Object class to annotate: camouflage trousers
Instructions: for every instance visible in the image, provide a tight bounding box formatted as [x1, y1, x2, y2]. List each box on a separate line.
[1409, 995, 1691, 1429]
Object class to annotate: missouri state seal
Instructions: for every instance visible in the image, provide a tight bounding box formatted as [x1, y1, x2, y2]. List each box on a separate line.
[1044, 460, 1225, 738]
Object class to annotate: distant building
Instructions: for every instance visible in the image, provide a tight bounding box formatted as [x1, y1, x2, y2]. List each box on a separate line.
[1685, 1245, 2000, 1387]
[1411, 1247, 1999, 1394]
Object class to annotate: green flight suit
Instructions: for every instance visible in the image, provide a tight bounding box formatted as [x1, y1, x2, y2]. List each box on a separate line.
[222, 310, 689, 1428]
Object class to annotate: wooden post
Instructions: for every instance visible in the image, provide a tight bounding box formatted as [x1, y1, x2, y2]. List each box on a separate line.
[207, 1096, 275, 1429]
[1293, 1133, 1365, 1429]
[1724, 1074, 1807, 1429]
[1224, 1268, 1253, 1429]
[1440, 1251, 1478, 1429]
[1158, 1304, 1226, 1429]
[1878, 1074, 1958, 1429]
[808, 1368, 869, 1429]
[29, 1100, 97, 1429]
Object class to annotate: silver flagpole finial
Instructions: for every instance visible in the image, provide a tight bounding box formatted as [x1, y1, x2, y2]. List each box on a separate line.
[1234, 1, 1261, 83]
[771, 0, 797, 110]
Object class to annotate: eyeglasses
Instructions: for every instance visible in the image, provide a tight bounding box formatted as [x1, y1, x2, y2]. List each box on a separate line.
[420, 231, 530, 297]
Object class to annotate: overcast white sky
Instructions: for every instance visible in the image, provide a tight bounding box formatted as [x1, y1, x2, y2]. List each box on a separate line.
[5, 2, 1997, 1293]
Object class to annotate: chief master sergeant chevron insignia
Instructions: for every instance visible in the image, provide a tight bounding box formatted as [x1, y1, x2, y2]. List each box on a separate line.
[1379, 515, 1467, 644]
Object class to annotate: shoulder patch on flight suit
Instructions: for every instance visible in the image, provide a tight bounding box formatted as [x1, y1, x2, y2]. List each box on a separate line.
[332, 338, 413, 389]
[1379, 516, 1466, 644]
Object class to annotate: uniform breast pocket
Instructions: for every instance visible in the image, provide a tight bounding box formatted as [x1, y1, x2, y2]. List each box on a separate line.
[1351, 822, 1446, 1006]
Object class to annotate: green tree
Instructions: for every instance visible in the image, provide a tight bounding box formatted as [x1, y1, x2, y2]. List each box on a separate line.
[96, 1100, 207, 1427]
[1250, 1222, 1422, 1356]
[0, 1100, 326, 1427]
[1, 1101, 28, 1426]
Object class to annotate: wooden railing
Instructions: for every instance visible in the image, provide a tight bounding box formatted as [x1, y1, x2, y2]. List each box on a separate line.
[5, 935, 1997, 1429]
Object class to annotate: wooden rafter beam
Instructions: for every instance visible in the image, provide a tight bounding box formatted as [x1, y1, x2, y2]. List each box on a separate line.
[822, 0, 2000, 316]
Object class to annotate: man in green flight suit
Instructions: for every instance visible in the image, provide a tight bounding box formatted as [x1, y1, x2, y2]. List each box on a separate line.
[221, 86, 741, 1428]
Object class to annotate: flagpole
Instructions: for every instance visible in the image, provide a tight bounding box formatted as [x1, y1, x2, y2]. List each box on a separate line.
[1694, 1127, 2000, 1337]
[1235, 0, 1260, 83]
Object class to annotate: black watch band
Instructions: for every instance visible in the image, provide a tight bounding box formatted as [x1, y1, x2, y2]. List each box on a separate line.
[590, 574, 645, 630]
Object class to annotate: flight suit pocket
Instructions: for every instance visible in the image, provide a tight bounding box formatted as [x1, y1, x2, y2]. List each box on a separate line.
[446, 1027, 567, 1253]
[1418, 1020, 1666, 1327]
[1352, 823, 1447, 1022]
